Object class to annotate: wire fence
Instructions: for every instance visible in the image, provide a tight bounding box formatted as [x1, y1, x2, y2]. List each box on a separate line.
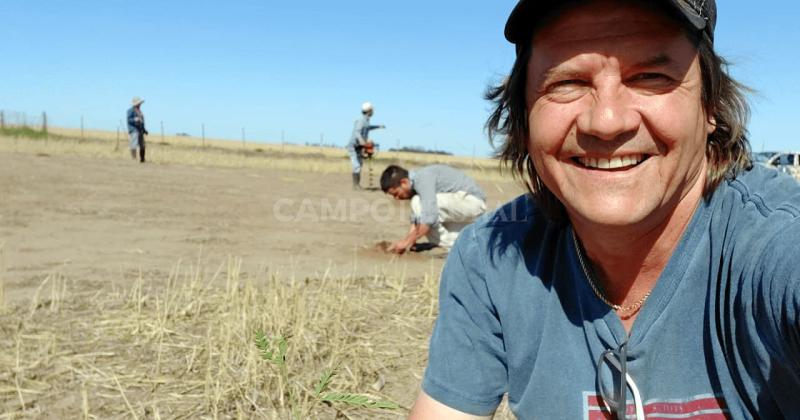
[0, 108, 346, 152]
[0, 110, 47, 132]
[0, 108, 381, 163]
[0, 108, 484, 162]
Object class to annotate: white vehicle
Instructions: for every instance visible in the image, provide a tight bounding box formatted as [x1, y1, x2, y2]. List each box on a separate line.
[754, 151, 800, 179]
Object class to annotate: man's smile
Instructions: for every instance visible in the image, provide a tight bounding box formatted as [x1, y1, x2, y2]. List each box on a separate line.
[571, 154, 650, 171]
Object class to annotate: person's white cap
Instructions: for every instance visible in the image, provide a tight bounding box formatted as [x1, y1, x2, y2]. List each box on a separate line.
[132, 96, 145, 106]
[361, 102, 373, 113]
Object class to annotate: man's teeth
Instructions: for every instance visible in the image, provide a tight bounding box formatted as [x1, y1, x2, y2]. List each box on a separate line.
[579, 154, 644, 169]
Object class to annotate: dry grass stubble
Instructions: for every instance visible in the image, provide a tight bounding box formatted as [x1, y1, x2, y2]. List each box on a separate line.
[0, 256, 455, 419]
[0, 132, 519, 418]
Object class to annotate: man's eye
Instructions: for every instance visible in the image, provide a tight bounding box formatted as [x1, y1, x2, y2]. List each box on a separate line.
[626, 72, 678, 93]
[544, 79, 589, 95]
[628, 73, 675, 84]
[551, 79, 586, 88]
[636, 72, 663, 79]
[539, 79, 589, 102]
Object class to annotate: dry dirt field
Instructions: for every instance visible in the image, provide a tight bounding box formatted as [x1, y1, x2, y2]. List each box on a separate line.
[0, 134, 521, 419]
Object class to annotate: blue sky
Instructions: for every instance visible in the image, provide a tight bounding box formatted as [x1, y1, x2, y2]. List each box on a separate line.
[1, 1, 797, 157]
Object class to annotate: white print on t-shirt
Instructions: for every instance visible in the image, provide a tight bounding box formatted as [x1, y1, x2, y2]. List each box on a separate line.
[583, 392, 728, 419]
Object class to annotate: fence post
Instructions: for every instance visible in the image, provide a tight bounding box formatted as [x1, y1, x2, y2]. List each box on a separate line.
[0, 110, 4, 129]
[160, 121, 164, 143]
[80, 115, 84, 140]
[43, 111, 48, 146]
[118, 120, 124, 151]
[201, 123, 205, 148]
[42, 111, 48, 146]
[241, 127, 245, 148]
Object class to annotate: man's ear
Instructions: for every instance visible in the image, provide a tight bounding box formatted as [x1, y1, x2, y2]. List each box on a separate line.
[706, 114, 717, 135]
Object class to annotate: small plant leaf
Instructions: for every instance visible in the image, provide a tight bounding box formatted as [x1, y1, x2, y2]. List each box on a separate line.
[276, 336, 288, 365]
[320, 392, 399, 410]
[314, 367, 336, 397]
[254, 331, 271, 359]
[254, 331, 288, 366]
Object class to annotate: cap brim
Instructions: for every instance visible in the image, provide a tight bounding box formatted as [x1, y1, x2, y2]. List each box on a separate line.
[665, 0, 709, 32]
[505, 0, 713, 45]
[504, 0, 558, 44]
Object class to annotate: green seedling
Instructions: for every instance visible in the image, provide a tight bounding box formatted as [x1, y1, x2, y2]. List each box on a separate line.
[254, 331, 288, 366]
[255, 330, 398, 417]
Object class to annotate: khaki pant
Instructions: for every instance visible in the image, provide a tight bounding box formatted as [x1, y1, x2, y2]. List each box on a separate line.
[410, 191, 486, 248]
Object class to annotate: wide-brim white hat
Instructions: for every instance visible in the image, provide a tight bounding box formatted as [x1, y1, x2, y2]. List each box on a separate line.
[132, 97, 145, 106]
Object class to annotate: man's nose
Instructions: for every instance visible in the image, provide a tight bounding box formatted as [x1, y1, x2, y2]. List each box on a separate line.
[576, 82, 640, 141]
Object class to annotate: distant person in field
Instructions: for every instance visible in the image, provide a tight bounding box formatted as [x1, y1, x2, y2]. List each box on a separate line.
[126, 97, 148, 163]
[381, 164, 486, 254]
[346, 102, 385, 189]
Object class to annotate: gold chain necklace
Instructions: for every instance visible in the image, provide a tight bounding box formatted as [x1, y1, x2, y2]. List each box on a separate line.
[572, 231, 651, 317]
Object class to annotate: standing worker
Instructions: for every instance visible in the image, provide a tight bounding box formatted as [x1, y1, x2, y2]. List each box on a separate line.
[346, 102, 385, 189]
[126, 97, 148, 163]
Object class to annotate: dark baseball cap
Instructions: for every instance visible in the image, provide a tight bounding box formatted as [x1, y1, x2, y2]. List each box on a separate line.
[504, 0, 717, 46]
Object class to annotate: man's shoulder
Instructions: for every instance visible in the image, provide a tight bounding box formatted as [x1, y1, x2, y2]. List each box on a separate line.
[713, 165, 800, 272]
[417, 164, 472, 180]
[453, 194, 545, 259]
[413, 165, 445, 181]
[722, 164, 800, 220]
[477, 194, 539, 227]
[418, 164, 450, 173]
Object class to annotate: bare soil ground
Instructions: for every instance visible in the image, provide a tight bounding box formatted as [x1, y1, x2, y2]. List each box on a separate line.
[0, 143, 521, 419]
[0, 151, 516, 302]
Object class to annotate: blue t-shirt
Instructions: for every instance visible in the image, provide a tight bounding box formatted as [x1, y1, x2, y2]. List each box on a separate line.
[422, 165, 800, 419]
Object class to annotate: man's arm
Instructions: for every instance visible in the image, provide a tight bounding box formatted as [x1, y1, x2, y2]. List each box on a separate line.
[414, 228, 506, 416]
[408, 391, 492, 420]
[390, 223, 430, 254]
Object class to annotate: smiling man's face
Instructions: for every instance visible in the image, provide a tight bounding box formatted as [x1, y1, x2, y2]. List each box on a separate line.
[526, 0, 716, 230]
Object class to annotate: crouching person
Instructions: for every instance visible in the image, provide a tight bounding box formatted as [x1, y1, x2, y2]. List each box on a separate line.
[381, 164, 486, 254]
